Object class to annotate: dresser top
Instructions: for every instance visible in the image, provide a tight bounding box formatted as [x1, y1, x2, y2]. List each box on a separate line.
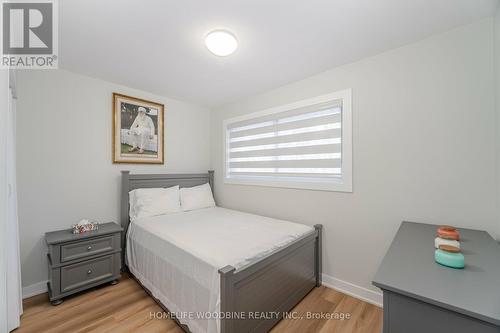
[373, 221, 500, 326]
[45, 222, 123, 244]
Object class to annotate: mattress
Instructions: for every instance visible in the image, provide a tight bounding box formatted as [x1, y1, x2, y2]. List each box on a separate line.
[126, 206, 314, 333]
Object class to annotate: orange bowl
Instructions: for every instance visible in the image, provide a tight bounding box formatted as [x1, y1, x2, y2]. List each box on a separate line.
[437, 226, 460, 240]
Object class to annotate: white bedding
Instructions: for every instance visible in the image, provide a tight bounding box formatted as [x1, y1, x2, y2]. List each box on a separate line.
[126, 206, 314, 333]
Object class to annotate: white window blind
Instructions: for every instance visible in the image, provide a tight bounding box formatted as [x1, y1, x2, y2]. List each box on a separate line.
[223, 89, 352, 192]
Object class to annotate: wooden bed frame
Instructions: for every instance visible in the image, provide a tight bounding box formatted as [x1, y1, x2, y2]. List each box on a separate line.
[120, 170, 322, 333]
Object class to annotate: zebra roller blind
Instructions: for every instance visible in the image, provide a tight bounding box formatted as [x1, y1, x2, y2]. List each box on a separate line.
[224, 90, 352, 191]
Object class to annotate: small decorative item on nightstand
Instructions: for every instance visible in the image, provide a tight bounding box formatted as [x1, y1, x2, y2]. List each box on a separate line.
[437, 225, 460, 241]
[434, 226, 464, 269]
[435, 244, 465, 269]
[72, 219, 99, 234]
[434, 237, 460, 249]
[45, 222, 123, 305]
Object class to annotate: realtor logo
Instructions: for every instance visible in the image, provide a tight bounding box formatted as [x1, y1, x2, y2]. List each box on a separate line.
[1, 0, 58, 68]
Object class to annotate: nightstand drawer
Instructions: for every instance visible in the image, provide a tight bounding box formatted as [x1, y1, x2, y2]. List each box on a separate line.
[60, 236, 115, 262]
[61, 255, 115, 293]
[46, 222, 123, 304]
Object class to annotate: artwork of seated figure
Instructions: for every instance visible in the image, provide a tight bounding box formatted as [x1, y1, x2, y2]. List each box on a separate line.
[128, 106, 155, 154]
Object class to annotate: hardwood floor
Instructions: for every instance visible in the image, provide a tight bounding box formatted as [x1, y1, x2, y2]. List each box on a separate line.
[16, 273, 382, 333]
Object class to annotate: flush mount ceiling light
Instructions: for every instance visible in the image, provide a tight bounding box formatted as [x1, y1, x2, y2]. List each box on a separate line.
[205, 30, 238, 56]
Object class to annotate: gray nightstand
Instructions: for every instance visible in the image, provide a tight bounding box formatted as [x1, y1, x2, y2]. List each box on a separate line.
[45, 222, 123, 305]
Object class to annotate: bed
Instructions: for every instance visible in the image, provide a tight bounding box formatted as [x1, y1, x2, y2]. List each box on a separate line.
[120, 170, 322, 333]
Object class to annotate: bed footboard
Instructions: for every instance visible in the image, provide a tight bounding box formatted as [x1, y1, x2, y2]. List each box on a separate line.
[219, 224, 322, 333]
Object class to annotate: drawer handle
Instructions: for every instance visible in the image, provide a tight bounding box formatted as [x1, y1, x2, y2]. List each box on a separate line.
[87, 269, 92, 275]
[87, 246, 92, 251]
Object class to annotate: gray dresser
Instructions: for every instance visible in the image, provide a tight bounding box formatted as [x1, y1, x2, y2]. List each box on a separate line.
[373, 221, 500, 333]
[45, 222, 123, 305]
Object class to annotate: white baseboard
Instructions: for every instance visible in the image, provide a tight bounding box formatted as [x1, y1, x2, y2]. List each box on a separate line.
[22, 280, 48, 299]
[22, 275, 383, 307]
[322, 274, 383, 308]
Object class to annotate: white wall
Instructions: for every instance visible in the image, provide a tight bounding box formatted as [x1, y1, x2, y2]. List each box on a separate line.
[211, 19, 497, 304]
[16, 70, 211, 291]
[495, 4, 500, 240]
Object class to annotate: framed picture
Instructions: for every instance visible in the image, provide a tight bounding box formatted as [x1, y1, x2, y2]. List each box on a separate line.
[112, 93, 164, 164]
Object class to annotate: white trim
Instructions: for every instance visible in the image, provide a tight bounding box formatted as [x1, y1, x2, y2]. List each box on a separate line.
[20, 275, 383, 308]
[224, 90, 350, 124]
[222, 89, 353, 192]
[224, 176, 350, 192]
[22, 280, 48, 299]
[322, 273, 383, 308]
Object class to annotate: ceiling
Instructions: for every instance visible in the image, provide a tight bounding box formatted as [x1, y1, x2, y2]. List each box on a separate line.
[59, 0, 498, 108]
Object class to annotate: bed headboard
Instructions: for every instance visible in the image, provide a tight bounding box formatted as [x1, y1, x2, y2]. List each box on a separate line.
[120, 170, 214, 259]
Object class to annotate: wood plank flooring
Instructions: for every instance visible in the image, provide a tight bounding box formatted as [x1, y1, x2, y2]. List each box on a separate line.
[16, 273, 382, 333]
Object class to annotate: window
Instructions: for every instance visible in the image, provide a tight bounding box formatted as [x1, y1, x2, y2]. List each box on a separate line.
[223, 89, 352, 192]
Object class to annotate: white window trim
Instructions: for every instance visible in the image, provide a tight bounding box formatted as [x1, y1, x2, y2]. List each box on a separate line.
[222, 89, 352, 192]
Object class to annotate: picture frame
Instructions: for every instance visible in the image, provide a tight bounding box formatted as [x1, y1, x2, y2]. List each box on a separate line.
[112, 93, 164, 164]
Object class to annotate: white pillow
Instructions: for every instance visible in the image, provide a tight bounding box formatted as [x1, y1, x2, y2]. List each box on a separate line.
[180, 183, 215, 211]
[129, 186, 181, 222]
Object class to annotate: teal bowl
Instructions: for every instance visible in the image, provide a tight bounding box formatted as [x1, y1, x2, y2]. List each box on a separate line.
[435, 249, 464, 269]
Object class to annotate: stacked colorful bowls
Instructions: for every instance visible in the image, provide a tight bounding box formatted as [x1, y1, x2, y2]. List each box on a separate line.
[434, 226, 464, 269]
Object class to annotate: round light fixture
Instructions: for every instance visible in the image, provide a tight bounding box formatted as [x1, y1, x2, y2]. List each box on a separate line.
[205, 30, 238, 56]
